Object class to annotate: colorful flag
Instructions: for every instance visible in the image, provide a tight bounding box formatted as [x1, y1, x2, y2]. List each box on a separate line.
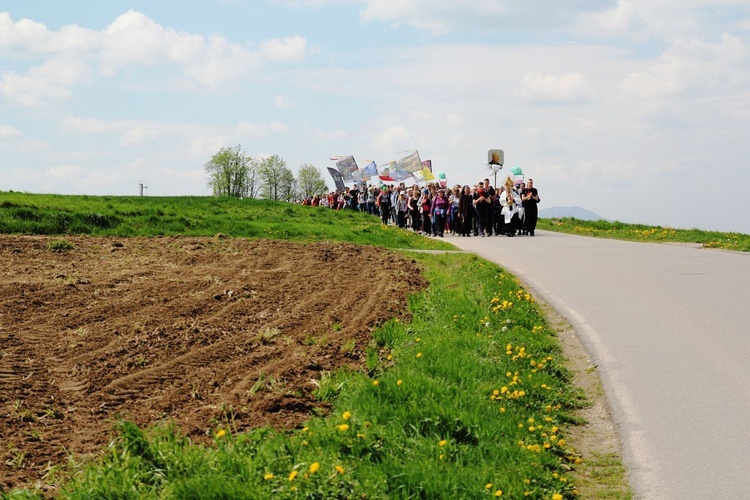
[421, 160, 432, 172]
[397, 151, 422, 173]
[336, 155, 359, 181]
[327, 167, 346, 191]
[419, 168, 435, 181]
[362, 161, 378, 181]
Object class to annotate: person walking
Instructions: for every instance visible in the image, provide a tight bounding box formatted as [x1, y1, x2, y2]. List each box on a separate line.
[458, 185, 474, 237]
[430, 189, 450, 237]
[522, 178, 541, 236]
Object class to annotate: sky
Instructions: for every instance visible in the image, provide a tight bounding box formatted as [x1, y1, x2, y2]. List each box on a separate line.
[1, 1, 749, 234]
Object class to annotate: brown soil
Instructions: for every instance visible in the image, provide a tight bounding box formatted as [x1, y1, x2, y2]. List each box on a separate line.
[0, 236, 426, 492]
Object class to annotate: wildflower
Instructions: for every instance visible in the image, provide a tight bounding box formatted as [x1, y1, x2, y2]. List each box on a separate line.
[499, 407, 506, 413]
[373, 380, 379, 386]
[485, 483, 493, 489]
[387, 354, 392, 361]
[263, 473, 274, 480]
[335, 465, 345, 474]
[416, 337, 421, 342]
[494, 490, 503, 496]
[552, 495, 563, 500]
[288, 470, 298, 481]
[215, 429, 226, 438]
[309, 462, 320, 473]
[439, 439, 447, 447]
[342, 411, 352, 420]
[336, 424, 350, 432]
[397, 379, 403, 386]
[416, 352, 422, 358]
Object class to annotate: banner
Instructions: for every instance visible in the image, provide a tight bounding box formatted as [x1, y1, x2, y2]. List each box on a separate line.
[336, 155, 359, 181]
[327, 167, 346, 191]
[397, 151, 422, 173]
[362, 161, 378, 181]
[421, 160, 432, 173]
[390, 167, 413, 182]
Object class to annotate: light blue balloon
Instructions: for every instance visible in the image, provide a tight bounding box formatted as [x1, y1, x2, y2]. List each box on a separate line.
[510, 166, 523, 175]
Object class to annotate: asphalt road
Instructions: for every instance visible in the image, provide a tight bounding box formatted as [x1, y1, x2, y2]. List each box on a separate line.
[446, 230, 750, 499]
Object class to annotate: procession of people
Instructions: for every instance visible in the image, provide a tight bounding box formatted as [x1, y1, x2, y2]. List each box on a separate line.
[303, 176, 540, 238]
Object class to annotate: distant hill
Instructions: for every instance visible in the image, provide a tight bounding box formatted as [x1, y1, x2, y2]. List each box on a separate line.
[539, 206, 605, 221]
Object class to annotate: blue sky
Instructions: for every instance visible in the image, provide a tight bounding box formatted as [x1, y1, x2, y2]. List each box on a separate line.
[2, 1, 750, 233]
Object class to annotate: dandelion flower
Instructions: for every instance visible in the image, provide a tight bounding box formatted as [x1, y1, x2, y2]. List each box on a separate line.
[336, 424, 350, 432]
[416, 337, 421, 342]
[215, 429, 226, 438]
[342, 411, 352, 420]
[397, 379, 403, 386]
[416, 352, 422, 358]
[335, 465, 345, 474]
[263, 473, 274, 480]
[439, 439, 447, 447]
[552, 495, 563, 500]
[485, 483, 493, 489]
[372, 380, 380, 386]
[288, 470, 298, 481]
[309, 462, 320, 473]
[494, 490, 503, 496]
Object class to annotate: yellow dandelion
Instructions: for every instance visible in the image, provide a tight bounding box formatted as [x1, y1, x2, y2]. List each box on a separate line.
[439, 439, 447, 447]
[263, 473, 274, 480]
[416, 337, 421, 342]
[387, 354, 392, 361]
[500, 407, 506, 413]
[309, 462, 320, 473]
[342, 411, 352, 420]
[494, 490, 503, 496]
[416, 352, 422, 358]
[335, 465, 345, 475]
[288, 470, 298, 481]
[336, 424, 350, 432]
[485, 483, 493, 489]
[215, 429, 226, 438]
[372, 380, 380, 386]
[552, 495, 563, 500]
[397, 379, 403, 386]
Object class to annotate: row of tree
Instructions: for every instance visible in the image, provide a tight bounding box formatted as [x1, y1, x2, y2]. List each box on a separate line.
[204, 145, 329, 201]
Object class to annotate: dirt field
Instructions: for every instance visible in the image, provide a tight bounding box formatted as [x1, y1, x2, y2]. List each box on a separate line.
[0, 235, 426, 491]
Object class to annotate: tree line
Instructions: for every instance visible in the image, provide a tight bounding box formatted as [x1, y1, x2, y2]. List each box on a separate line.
[204, 145, 329, 201]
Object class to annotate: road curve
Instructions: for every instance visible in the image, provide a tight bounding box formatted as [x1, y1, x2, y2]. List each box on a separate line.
[445, 230, 750, 499]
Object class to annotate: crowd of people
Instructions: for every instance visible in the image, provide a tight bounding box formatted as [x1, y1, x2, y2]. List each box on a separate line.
[301, 176, 540, 237]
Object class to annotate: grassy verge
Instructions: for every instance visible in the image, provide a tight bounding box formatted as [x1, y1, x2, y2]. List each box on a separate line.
[48, 253, 587, 499]
[0, 193, 632, 499]
[538, 217, 750, 252]
[0, 191, 452, 251]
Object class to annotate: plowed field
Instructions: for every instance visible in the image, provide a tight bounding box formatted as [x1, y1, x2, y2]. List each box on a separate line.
[0, 235, 426, 491]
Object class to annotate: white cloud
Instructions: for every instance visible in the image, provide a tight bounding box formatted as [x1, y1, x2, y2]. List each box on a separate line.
[274, 95, 295, 108]
[519, 72, 589, 103]
[372, 125, 415, 151]
[0, 10, 309, 106]
[121, 125, 159, 145]
[258, 36, 307, 62]
[236, 120, 290, 137]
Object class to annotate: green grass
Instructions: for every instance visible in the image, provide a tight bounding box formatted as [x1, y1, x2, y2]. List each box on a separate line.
[52, 254, 586, 500]
[538, 217, 750, 252]
[0, 191, 452, 250]
[0, 192, 631, 499]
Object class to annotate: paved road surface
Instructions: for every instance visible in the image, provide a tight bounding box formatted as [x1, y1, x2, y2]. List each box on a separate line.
[446, 230, 750, 499]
